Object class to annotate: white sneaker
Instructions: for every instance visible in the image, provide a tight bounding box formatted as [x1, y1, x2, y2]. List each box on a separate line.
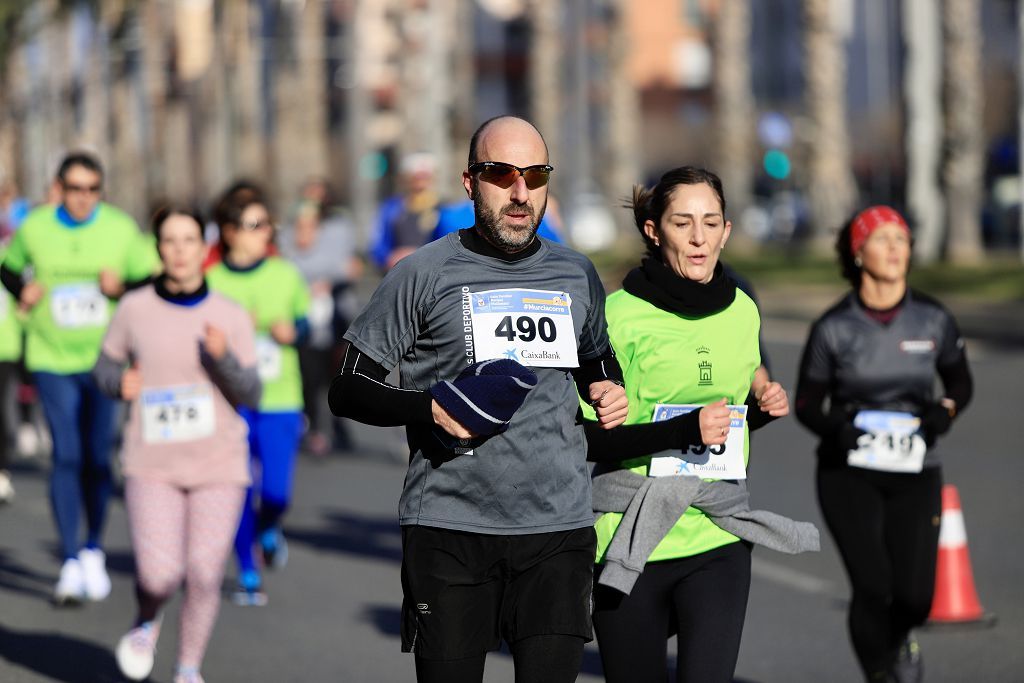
[79, 547, 112, 601]
[16, 423, 38, 458]
[0, 471, 13, 503]
[53, 558, 85, 605]
[116, 621, 160, 681]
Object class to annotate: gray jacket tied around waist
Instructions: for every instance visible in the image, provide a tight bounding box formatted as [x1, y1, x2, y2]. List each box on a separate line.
[592, 467, 820, 595]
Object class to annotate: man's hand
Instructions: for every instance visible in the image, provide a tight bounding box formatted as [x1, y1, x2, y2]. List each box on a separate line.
[121, 367, 142, 401]
[431, 399, 477, 440]
[754, 380, 789, 417]
[203, 323, 227, 360]
[98, 269, 125, 298]
[19, 281, 44, 312]
[269, 320, 296, 345]
[589, 380, 628, 430]
[699, 398, 731, 445]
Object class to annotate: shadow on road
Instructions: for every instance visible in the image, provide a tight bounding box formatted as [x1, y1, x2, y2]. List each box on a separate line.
[286, 508, 402, 563]
[0, 549, 56, 602]
[0, 624, 122, 682]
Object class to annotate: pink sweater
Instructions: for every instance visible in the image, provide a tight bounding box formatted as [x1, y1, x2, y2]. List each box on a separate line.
[102, 286, 257, 488]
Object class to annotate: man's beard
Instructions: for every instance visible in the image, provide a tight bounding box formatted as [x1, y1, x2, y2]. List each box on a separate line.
[473, 189, 546, 252]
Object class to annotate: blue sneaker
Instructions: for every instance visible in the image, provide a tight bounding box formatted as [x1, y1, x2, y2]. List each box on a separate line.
[260, 528, 289, 570]
[231, 569, 267, 607]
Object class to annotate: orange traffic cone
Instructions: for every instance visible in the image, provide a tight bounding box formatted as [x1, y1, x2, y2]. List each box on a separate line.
[927, 485, 995, 626]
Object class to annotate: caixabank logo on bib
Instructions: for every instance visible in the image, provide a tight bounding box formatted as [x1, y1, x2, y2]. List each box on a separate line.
[521, 349, 561, 361]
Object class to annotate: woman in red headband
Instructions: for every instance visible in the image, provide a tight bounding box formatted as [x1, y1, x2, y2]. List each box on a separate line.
[794, 206, 973, 682]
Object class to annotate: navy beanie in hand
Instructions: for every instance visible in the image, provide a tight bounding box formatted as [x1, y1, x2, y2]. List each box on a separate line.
[429, 359, 539, 437]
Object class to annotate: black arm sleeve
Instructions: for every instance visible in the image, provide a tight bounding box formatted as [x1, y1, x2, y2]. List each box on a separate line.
[745, 390, 778, 432]
[0, 263, 24, 300]
[938, 353, 973, 414]
[794, 376, 843, 439]
[92, 351, 125, 399]
[570, 347, 624, 399]
[583, 410, 702, 463]
[328, 341, 435, 427]
[201, 349, 262, 409]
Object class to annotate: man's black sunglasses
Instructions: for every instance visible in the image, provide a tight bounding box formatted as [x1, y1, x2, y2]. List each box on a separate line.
[468, 162, 553, 190]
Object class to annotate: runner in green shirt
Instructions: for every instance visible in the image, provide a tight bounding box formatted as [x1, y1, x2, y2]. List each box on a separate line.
[0, 152, 158, 604]
[206, 195, 310, 605]
[588, 167, 792, 683]
[0, 242, 22, 504]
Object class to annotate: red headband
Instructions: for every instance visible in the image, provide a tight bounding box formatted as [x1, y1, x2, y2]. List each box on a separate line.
[850, 205, 909, 254]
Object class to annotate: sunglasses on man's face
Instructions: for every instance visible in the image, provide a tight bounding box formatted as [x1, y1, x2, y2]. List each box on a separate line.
[469, 162, 553, 190]
[237, 218, 273, 231]
[63, 183, 101, 195]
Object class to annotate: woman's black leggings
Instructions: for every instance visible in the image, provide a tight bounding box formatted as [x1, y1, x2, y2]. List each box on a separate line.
[817, 465, 942, 679]
[593, 541, 752, 683]
[0, 361, 17, 471]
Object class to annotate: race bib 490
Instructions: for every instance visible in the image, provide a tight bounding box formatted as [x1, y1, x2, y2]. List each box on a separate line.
[469, 288, 579, 368]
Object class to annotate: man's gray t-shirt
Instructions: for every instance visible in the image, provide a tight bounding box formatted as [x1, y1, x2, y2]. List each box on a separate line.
[344, 232, 610, 534]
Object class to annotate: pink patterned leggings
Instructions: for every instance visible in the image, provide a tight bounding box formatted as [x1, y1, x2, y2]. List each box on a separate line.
[124, 477, 245, 669]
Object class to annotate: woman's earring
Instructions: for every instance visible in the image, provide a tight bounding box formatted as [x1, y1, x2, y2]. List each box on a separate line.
[854, 256, 863, 267]
[653, 239, 660, 246]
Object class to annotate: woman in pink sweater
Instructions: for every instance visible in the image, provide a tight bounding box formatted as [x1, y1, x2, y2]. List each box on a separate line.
[93, 206, 261, 683]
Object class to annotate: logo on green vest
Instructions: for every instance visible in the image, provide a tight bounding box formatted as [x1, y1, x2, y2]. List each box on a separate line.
[697, 345, 712, 385]
[698, 359, 713, 386]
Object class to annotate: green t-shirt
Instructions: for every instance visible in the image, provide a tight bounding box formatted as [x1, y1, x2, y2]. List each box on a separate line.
[592, 288, 761, 562]
[206, 257, 310, 411]
[0, 244, 22, 362]
[2, 204, 159, 373]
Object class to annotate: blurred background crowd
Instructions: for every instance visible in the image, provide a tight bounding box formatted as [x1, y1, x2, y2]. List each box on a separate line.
[0, 0, 1021, 267]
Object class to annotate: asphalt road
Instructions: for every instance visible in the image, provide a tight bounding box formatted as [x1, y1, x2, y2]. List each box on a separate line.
[1, 330, 1021, 682]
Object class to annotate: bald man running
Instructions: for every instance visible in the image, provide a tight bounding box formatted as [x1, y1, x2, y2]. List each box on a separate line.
[330, 116, 627, 682]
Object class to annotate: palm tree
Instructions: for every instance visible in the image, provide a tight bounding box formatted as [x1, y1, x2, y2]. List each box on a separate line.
[713, 0, 754, 220]
[903, 0, 944, 264]
[803, 0, 857, 246]
[942, 0, 985, 263]
[529, 0, 563, 174]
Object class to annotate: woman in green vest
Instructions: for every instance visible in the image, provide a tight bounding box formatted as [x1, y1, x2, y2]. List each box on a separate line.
[206, 197, 310, 605]
[589, 166, 805, 683]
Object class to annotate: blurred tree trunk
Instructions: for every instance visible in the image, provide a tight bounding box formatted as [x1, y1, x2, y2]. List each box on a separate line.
[274, 0, 328, 209]
[224, 0, 263, 178]
[604, 0, 639, 219]
[903, 0, 944, 264]
[942, 0, 985, 264]
[713, 0, 754, 219]
[529, 0, 562, 173]
[137, 0, 170, 204]
[202, 8, 233, 203]
[346, 0, 377, 237]
[396, 0, 452, 192]
[450, 0, 476, 172]
[0, 43, 28, 197]
[174, 0, 214, 203]
[803, 0, 856, 246]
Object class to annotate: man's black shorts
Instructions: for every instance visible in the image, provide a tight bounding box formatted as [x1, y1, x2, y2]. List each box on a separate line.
[400, 524, 597, 661]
